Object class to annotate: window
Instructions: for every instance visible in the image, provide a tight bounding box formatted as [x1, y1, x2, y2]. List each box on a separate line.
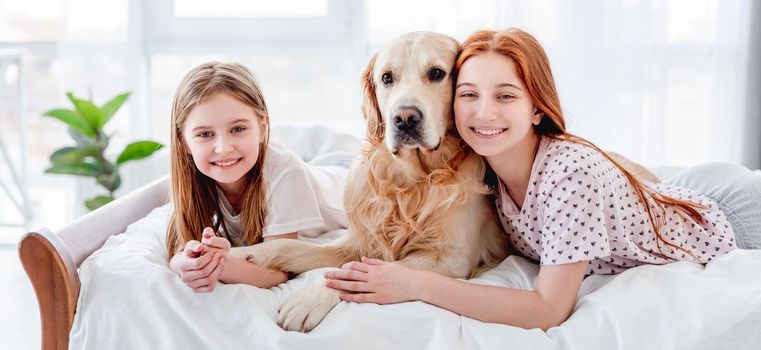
[0, 0, 63, 42]
[173, 0, 329, 17]
[143, 0, 360, 55]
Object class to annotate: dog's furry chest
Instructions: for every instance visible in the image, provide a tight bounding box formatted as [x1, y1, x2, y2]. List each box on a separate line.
[356, 179, 474, 260]
[344, 142, 487, 261]
[379, 182, 458, 225]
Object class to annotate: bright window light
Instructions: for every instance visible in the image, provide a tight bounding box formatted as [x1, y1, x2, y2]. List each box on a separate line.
[0, 0, 63, 41]
[173, 0, 329, 18]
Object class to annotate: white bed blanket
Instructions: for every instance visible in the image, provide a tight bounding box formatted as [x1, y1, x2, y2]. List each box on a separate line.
[70, 204, 761, 349]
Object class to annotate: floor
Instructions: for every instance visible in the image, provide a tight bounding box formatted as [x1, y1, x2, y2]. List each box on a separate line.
[1, 244, 41, 349]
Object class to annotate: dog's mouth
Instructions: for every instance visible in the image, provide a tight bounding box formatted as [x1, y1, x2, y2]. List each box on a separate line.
[391, 136, 441, 156]
[421, 137, 442, 154]
[399, 134, 421, 146]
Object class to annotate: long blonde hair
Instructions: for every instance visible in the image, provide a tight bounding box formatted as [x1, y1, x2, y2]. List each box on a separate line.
[456, 29, 704, 256]
[166, 61, 270, 258]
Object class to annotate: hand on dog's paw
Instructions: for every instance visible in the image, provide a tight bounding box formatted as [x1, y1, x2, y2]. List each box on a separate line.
[277, 285, 341, 332]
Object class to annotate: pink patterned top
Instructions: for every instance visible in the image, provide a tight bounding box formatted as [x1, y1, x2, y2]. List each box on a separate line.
[495, 137, 736, 275]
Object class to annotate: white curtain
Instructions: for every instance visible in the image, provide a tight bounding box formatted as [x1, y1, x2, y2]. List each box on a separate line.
[742, 0, 761, 169]
[546, 0, 752, 168]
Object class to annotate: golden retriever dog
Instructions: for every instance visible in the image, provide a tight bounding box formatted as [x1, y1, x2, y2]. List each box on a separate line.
[230, 31, 509, 332]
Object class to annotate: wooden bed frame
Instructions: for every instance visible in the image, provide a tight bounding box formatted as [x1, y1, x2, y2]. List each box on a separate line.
[17, 175, 170, 350]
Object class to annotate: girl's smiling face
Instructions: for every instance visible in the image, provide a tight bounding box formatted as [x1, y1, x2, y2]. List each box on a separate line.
[454, 52, 543, 160]
[182, 92, 267, 194]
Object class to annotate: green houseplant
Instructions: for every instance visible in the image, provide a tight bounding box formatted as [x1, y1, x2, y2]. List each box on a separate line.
[43, 91, 164, 210]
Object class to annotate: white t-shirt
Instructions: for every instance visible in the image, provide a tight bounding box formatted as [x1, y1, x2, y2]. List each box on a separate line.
[216, 141, 349, 246]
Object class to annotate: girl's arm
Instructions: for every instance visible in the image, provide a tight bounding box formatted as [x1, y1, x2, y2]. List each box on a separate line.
[218, 255, 288, 288]
[217, 231, 298, 288]
[325, 257, 588, 331]
[419, 261, 588, 330]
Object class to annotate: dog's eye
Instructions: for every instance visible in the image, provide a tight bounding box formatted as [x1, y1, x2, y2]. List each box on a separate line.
[428, 68, 445, 82]
[381, 72, 394, 86]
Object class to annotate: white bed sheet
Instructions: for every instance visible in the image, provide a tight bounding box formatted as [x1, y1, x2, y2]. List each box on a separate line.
[70, 204, 761, 349]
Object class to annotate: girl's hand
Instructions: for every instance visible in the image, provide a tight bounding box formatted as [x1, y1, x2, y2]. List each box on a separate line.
[323, 257, 421, 304]
[172, 239, 226, 293]
[200, 227, 231, 261]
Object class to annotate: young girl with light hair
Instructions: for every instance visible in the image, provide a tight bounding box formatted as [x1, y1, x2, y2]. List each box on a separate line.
[166, 61, 352, 292]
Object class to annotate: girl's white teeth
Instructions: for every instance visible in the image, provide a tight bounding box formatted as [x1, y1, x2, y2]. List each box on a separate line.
[214, 159, 240, 167]
[474, 128, 506, 136]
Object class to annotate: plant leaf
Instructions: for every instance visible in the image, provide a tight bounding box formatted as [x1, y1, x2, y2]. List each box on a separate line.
[44, 108, 97, 137]
[68, 128, 97, 147]
[50, 146, 99, 165]
[85, 195, 114, 211]
[45, 162, 99, 177]
[112, 173, 121, 192]
[93, 159, 119, 192]
[94, 130, 109, 150]
[100, 92, 130, 126]
[95, 174, 114, 191]
[67, 92, 105, 129]
[93, 158, 116, 174]
[116, 141, 164, 166]
[96, 171, 120, 192]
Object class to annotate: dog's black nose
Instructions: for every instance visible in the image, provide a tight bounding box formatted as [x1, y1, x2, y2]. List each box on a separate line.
[393, 107, 423, 131]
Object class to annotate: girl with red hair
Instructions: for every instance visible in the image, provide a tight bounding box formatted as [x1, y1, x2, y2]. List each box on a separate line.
[325, 28, 761, 330]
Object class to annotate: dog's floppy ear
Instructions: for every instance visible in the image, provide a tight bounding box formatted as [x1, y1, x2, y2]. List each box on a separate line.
[361, 53, 383, 145]
[444, 34, 461, 52]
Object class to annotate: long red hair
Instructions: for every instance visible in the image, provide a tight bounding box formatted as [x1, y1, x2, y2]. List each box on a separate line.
[456, 29, 703, 256]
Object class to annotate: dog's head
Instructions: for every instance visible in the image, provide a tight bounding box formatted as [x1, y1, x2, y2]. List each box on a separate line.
[362, 32, 460, 157]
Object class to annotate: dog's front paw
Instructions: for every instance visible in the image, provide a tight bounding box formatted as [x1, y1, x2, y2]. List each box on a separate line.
[229, 246, 254, 260]
[245, 250, 280, 267]
[278, 285, 341, 332]
[229, 245, 275, 266]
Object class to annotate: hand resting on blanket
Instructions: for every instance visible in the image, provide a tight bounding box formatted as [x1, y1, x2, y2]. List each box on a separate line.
[168, 228, 228, 293]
